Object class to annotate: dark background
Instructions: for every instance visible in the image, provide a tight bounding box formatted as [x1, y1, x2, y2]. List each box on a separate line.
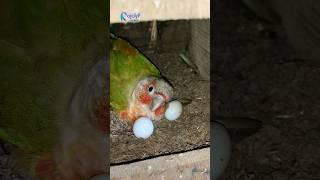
[213, 0, 320, 179]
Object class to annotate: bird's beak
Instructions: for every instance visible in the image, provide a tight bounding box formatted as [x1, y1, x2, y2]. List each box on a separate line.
[151, 95, 165, 112]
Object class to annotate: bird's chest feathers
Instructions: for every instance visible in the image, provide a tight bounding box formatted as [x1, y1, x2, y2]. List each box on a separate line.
[127, 98, 151, 121]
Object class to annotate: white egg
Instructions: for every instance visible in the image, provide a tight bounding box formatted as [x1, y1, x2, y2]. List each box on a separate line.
[212, 121, 231, 180]
[165, 100, 182, 121]
[133, 117, 154, 139]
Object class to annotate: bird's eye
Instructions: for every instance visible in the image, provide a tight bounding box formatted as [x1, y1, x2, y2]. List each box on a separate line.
[148, 86, 154, 94]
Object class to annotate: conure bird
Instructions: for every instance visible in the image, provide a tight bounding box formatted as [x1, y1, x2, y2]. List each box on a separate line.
[110, 35, 173, 122]
[0, 55, 108, 180]
[0, 0, 108, 179]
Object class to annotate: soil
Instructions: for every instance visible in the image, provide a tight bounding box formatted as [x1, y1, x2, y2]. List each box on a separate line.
[0, 143, 27, 180]
[110, 24, 210, 164]
[214, 1, 320, 179]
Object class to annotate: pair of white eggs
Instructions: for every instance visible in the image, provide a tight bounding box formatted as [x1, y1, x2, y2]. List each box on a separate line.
[133, 100, 182, 139]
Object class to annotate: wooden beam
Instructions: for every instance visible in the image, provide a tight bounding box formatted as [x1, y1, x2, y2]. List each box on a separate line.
[110, 147, 210, 180]
[110, 0, 210, 23]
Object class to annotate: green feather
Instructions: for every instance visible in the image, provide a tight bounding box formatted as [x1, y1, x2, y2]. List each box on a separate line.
[110, 36, 160, 112]
[0, 128, 32, 150]
[0, 0, 106, 164]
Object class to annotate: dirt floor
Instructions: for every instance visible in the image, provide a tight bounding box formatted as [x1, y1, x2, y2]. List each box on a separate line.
[0, 143, 28, 179]
[214, 1, 320, 179]
[110, 24, 210, 164]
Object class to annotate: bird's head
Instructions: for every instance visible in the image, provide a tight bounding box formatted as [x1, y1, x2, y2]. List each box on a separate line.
[128, 76, 173, 121]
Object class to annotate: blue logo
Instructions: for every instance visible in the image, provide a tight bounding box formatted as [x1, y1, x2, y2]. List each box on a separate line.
[120, 11, 141, 23]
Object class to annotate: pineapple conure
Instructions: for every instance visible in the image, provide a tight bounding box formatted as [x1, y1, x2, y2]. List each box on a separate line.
[0, 55, 108, 180]
[110, 35, 173, 122]
[0, 1, 108, 179]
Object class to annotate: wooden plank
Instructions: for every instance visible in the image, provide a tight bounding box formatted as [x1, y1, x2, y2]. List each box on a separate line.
[110, 148, 210, 180]
[189, 19, 210, 80]
[110, 0, 210, 23]
[111, 21, 190, 53]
